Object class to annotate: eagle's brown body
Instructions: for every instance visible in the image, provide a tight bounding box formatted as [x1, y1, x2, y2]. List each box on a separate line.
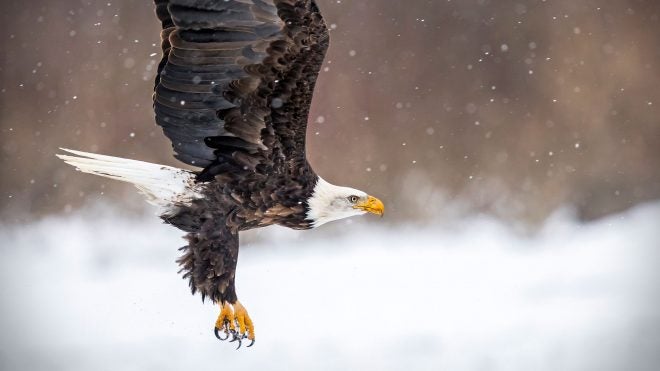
[164, 162, 318, 303]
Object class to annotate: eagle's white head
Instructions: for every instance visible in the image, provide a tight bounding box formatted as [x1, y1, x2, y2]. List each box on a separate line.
[306, 177, 385, 228]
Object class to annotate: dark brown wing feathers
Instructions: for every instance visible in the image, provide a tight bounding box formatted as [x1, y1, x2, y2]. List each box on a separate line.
[154, 0, 327, 304]
[153, 0, 329, 175]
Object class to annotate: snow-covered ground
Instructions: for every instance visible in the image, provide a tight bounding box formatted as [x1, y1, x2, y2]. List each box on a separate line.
[1, 202, 659, 371]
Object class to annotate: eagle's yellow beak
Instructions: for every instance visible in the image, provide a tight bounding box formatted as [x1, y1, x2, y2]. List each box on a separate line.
[354, 195, 385, 217]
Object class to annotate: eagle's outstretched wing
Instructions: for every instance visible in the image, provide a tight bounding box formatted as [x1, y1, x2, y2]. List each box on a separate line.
[153, 0, 329, 180]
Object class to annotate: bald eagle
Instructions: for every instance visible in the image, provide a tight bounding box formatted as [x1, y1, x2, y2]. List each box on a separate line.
[57, 0, 384, 348]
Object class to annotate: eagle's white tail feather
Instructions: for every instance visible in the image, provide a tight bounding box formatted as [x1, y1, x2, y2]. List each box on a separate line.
[56, 148, 200, 208]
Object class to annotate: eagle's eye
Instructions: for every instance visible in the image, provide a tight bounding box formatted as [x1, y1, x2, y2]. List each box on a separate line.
[348, 195, 359, 203]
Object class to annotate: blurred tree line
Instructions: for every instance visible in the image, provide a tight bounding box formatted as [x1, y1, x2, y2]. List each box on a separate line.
[1, 0, 659, 225]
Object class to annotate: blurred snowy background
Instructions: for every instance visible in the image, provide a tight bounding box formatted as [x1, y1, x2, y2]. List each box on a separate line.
[1, 0, 660, 370]
[1, 203, 659, 371]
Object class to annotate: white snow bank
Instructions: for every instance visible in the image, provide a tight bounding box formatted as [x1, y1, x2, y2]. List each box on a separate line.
[0, 202, 659, 371]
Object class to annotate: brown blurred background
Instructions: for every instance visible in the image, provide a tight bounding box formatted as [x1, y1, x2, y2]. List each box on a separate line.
[1, 0, 659, 225]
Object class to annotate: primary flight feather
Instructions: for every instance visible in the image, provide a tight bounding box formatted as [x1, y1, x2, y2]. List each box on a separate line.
[57, 0, 384, 348]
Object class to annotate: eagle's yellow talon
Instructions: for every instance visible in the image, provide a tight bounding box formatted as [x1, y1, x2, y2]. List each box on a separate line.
[215, 302, 233, 328]
[214, 300, 255, 347]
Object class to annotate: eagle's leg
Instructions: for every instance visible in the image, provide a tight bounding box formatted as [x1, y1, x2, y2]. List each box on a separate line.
[214, 300, 255, 348]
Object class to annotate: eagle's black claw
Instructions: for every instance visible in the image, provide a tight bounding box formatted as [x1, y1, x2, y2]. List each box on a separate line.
[235, 337, 243, 350]
[247, 339, 255, 348]
[214, 327, 229, 341]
